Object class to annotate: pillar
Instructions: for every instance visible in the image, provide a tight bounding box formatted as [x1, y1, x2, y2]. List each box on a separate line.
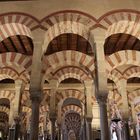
[92, 28, 110, 140]
[136, 114, 140, 140]
[29, 36, 43, 139]
[26, 112, 31, 136]
[97, 96, 110, 140]
[44, 113, 50, 140]
[86, 117, 93, 140]
[57, 124, 61, 140]
[117, 79, 130, 140]
[30, 91, 41, 140]
[14, 80, 25, 140]
[9, 103, 14, 128]
[131, 103, 137, 140]
[49, 79, 58, 140]
[84, 80, 94, 140]
[8, 80, 24, 140]
[50, 117, 56, 140]
[14, 80, 24, 116]
[14, 116, 20, 140]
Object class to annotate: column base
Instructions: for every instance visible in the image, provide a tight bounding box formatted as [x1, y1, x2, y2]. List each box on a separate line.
[122, 121, 130, 140]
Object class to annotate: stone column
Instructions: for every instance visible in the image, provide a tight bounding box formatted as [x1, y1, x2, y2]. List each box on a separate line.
[117, 79, 130, 140]
[122, 120, 130, 140]
[29, 37, 43, 140]
[14, 80, 25, 140]
[86, 117, 93, 140]
[57, 124, 61, 140]
[14, 116, 20, 140]
[30, 91, 41, 140]
[84, 80, 93, 140]
[8, 80, 24, 140]
[50, 115, 57, 140]
[93, 28, 110, 140]
[97, 96, 110, 140]
[136, 116, 140, 140]
[49, 80, 58, 140]
[131, 103, 137, 140]
[9, 103, 14, 128]
[14, 80, 24, 116]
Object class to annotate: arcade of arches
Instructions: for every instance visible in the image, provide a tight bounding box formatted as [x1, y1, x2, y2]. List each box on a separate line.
[0, 0, 140, 140]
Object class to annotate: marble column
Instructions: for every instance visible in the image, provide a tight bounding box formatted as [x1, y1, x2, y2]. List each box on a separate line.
[97, 96, 110, 140]
[93, 29, 110, 140]
[50, 116, 56, 140]
[14, 116, 20, 140]
[57, 124, 61, 140]
[132, 123, 138, 140]
[117, 79, 130, 140]
[136, 121, 140, 140]
[84, 80, 93, 140]
[8, 80, 24, 140]
[131, 103, 137, 140]
[86, 117, 93, 140]
[14, 80, 24, 116]
[14, 80, 24, 140]
[49, 80, 58, 140]
[9, 103, 14, 128]
[122, 120, 130, 140]
[30, 91, 41, 140]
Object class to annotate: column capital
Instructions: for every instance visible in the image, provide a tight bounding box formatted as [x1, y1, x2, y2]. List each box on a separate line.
[30, 90, 42, 102]
[97, 95, 107, 105]
[85, 116, 92, 122]
[84, 80, 94, 87]
[49, 79, 59, 88]
[49, 112, 57, 121]
[14, 115, 20, 124]
[15, 79, 24, 86]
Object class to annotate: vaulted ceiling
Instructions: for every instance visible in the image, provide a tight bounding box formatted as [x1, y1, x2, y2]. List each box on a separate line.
[104, 33, 140, 55]
[45, 33, 93, 56]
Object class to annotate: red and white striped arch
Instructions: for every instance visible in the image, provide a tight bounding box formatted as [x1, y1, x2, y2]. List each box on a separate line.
[108, 90, 122, 108]
[0, 12, 39, 30]
[128, 89, 140, 104]
[98, 10, 140, 39]
[135, 103, 140, 113]
[56, 89, 96, 105]
[18, 71, 30, 83]
[0, 106, 9, 115]
[40, 105, 49, 115]
[0, 23, 32, 42]
[0, 67, 18, 81]
[41, 10, 97, 31]
[56, 89, 85, 104]
[0, 53, 32, 74]
[126, 90, 140, 116]
[0, 67, 29, 83]
[105, 20, 140, 39]
[42, 22, 94, 53]
[41, 90, 50, 106]
[41, 10, 96, 52]
[124, 66, 140, 79]
[43, 50, 94, 78]
[39, 114, 45, 124]
[21, 90, 30, 105]
[0, 90, 15, 103]
[107, 69, 123, 83]
[62, 105, 82, 117]
[53, 66, 92, 84]
[22, 106, 31, 113]
[106, 50, 140, 72]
